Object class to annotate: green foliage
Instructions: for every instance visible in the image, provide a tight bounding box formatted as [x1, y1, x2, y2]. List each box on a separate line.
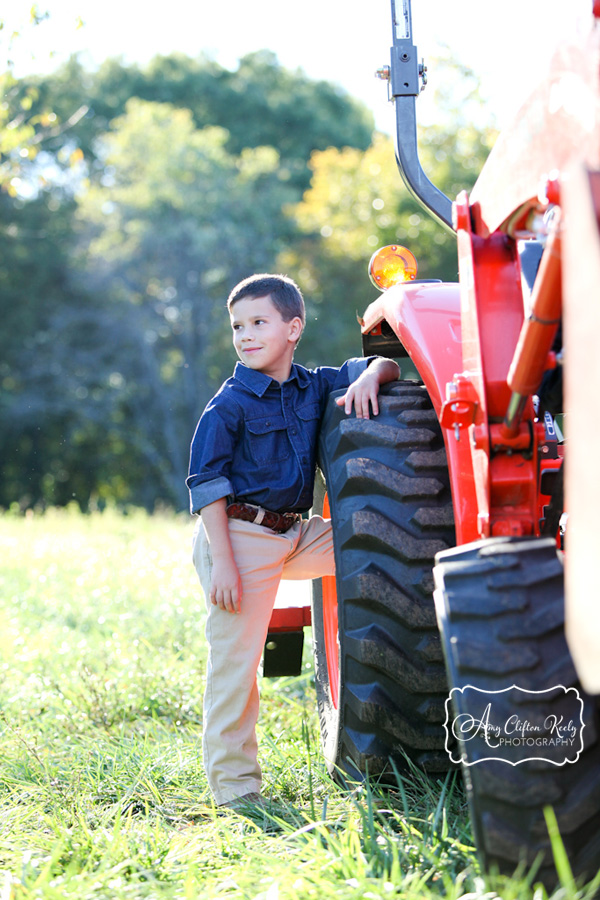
[203, 50, 374, 188]
[0, 50, 497, 511]
[0, 7, 89, 191]
[3, 508, 592, 899]
[0, 188, 86, 508]
[70, 98, 299, 507]
[0, 52, 376, 510]
[281, 125, 492, 366]
[286, 59, 498, 352]
[0, 7, 47, 187]
[17, 50, 374, 191]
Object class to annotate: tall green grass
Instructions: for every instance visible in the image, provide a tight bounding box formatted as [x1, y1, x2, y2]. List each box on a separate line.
[0, 508, 594, 899]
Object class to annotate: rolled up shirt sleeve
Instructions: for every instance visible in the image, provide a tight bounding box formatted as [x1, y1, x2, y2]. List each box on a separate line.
[187, 474, 233, 517]
[186, 398, 239, 514]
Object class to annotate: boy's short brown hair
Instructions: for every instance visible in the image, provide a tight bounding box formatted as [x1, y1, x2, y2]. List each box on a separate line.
[227, 274, 306, 328]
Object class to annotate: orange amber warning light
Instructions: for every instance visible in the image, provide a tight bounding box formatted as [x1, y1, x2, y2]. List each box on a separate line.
[368, 244, 418, 291]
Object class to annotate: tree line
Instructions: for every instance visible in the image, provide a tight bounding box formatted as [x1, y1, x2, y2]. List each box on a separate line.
[0, 51, 495, 512]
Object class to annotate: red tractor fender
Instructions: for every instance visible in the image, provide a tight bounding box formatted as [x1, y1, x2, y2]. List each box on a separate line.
[361, 281, 462, 415]
[360, 281, 481, 544]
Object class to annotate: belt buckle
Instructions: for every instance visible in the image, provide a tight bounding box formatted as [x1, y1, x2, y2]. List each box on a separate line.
[280, 512, 299, 533]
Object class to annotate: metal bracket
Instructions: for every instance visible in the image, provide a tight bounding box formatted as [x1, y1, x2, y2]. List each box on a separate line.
[439, 377, 479, 441]
[380, 0, 454, 232]
[390, 43, 420, 97]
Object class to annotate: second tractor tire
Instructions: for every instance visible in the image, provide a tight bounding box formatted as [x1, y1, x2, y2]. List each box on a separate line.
[434, 536, 600, 887]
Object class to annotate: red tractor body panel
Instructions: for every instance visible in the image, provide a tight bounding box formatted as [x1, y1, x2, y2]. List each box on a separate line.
[361, 282, 462, 417]
[361, 282, 483, 545]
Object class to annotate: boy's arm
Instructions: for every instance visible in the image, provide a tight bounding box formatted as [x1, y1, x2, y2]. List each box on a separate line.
[200, 498, 242, 614]
[336, 357, 400, 419]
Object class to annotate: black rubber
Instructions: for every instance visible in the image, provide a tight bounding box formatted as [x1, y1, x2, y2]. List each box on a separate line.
[311, 381, 456, 780]
[434, 536, 600, 887]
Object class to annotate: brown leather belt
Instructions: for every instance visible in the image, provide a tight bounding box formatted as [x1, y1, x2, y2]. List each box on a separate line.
[226, 502, 301, 534]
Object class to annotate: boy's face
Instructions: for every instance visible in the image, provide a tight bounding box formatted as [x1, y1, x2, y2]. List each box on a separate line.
[230, 294, 302, 383]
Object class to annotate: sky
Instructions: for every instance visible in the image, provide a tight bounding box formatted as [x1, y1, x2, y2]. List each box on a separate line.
[4, 0, 595, 133]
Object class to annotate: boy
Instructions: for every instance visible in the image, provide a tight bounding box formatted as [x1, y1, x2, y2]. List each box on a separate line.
[186, 273, 399, 808]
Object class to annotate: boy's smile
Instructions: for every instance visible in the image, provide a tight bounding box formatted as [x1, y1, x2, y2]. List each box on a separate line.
[230, 294, 302, 383]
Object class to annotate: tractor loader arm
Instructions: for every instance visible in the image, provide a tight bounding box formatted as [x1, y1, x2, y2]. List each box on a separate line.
[379, 0, 453, 232]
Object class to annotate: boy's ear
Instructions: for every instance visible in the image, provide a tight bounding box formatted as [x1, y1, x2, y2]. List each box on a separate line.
[288, 316, 303, 343]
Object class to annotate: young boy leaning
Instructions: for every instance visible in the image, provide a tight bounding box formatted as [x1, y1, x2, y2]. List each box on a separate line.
[186, 273, 399, 809]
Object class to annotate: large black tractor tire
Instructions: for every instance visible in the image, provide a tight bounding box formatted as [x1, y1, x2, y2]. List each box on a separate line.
[434, 536, 600, 887]
[311, 381, 456, 781]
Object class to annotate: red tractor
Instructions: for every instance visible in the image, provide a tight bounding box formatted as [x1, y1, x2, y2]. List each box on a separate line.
[265, 0, 600, 887]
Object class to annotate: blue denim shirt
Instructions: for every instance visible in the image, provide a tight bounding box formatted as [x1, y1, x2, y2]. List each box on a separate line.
[186, 358, 372, 515]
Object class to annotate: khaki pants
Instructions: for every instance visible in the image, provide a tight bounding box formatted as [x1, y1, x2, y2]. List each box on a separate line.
[192, 513, 334, 805]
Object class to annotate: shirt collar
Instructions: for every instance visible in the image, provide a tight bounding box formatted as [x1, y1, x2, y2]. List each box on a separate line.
[233, 361, 310, 396]
[287, 363, 311, 388]
[233, 362, 273, 397]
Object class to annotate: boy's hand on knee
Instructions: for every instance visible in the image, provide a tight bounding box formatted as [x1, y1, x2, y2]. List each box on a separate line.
[210, 557, 242, 614]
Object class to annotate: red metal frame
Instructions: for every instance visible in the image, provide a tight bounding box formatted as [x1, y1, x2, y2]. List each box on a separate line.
[360, 244, 546, 545]
[359, 203, 565, 546]
[268, 601, 311, 632]
[451, 196, 544, 541]
[320, 494, 339, 709]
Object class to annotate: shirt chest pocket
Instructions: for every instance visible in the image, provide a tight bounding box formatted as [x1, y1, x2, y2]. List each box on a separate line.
[296, 402, 321, 424]
[295, 401, 321, 441]
[246, 415, 290, 465]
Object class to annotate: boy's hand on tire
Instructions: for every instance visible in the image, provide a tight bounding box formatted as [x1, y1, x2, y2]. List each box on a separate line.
[336, 371, 381, 419]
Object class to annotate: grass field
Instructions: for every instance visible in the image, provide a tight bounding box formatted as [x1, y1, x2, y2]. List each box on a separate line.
[0, 508, 595, 899]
